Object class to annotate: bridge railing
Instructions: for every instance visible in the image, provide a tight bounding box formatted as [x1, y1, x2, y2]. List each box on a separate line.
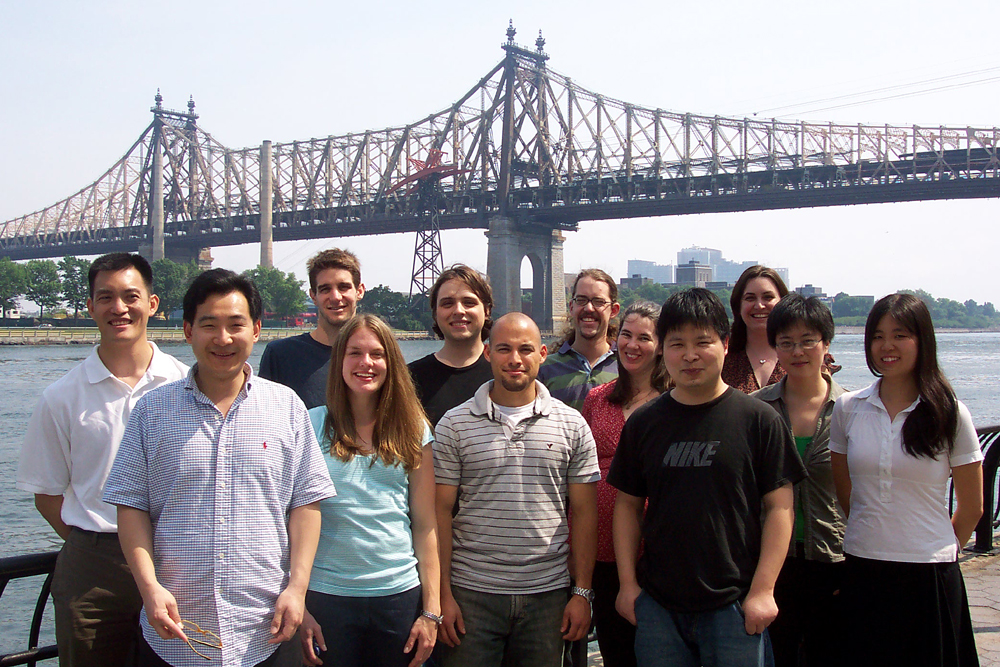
[0, 552, 58, 667]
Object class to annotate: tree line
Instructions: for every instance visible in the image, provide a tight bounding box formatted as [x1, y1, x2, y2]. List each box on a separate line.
[0, 256, 434, 331]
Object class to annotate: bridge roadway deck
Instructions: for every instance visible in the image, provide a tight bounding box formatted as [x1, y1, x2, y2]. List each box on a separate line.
[585, 551, 1000, 666]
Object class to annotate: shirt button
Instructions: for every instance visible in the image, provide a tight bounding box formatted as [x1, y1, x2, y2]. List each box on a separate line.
[218, 553, 224, 560]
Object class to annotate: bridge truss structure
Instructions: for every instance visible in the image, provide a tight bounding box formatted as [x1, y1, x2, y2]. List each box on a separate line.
[2, 24, 999, 268]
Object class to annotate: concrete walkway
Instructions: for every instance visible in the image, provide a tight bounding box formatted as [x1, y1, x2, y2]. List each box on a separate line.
[585, 551, 1000, 667]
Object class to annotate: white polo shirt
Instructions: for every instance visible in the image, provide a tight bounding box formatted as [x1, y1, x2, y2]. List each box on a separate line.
[17, 342, 188, 533]
[829, 379, 983, 563]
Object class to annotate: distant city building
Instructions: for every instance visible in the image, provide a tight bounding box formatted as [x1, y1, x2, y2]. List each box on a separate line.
[676, 246, 787, 286]
[705, 281, 730, 290]
[627, 260, 674, 284]
[796, 284, 827, 298]
[676, 260, 712, 287]
[620, 275, 652, 291]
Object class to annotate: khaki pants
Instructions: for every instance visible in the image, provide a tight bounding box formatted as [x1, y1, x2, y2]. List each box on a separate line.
[51, 528, 142, 667]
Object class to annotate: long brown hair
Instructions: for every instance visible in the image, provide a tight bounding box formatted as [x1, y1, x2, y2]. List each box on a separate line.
[324, 314, 428, 470]
[728, 265, 789, 353]
[607, 300, 668, 406]
[864, 293, 958, 459]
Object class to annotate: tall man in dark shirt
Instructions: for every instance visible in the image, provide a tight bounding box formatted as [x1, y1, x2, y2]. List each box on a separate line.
[258, 249, 364, 408]
[408, 264, 494, 426]
[608, 289, 805, 667]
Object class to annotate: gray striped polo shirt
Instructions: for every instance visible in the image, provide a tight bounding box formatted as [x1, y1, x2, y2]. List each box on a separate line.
[434, 380, 600, 594]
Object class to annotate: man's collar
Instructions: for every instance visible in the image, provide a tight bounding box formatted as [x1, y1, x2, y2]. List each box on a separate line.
[471, 380, 552, 421]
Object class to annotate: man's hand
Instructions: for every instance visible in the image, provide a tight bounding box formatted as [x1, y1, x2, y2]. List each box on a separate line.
[561, 594, 591, 641]
[741, 589, 778, 635]
[300, 609, 325, 666]
[615, 580, 642, 626]
[438, 591, 465, 647]
[269, 586, 306, 644]
[142, 583, 188, 641]
[404, 616, 438, 667]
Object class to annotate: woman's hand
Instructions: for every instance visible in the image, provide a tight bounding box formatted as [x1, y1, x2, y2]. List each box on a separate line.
[299, 609, 326, 666]
[404, 615, 437, 667]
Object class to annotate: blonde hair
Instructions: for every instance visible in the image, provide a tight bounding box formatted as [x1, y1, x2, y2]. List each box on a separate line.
[324, 314, 428, 470]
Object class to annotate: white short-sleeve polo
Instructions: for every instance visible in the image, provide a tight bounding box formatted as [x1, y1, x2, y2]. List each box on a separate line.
[17, 343, 188, 533]
[829, 380, 983, 563]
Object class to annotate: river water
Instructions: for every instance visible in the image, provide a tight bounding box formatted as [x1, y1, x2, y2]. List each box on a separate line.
[1, 333, 998, 656]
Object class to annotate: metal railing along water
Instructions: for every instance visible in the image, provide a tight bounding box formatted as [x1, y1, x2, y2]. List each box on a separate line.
[0, 552, 58, 667]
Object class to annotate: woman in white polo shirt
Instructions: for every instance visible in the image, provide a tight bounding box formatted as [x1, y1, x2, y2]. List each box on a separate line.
[300, 314, 441, 667]
[830, 293, 983, 667]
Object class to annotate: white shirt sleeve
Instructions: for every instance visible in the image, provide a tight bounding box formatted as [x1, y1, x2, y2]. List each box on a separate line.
[16, 393, 71, 496]
[949, 401, 984, 468]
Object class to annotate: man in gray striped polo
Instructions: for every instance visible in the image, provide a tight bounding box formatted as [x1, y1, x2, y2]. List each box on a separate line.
[433, 312, 600, 667]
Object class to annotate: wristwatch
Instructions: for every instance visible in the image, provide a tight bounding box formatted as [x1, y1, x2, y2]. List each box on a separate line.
[571, 586, 595, 603]
[420, 610, 444, 625]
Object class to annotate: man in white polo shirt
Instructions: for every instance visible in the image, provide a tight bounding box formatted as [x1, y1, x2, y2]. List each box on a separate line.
[433, 312, 600, 667]
[17, 253, 188, 667]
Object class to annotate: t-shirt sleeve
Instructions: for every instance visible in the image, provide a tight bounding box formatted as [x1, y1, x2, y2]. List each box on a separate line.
[568, 418, 600, 483]
[606, 418, 646, 498]
[16, 393, 71, 495]
[258, 342, 276, 381]
[422, 422, 434, 447]
[102, 400, 151, 511]
[432, 416, 461, 486]
[949, 401, 984, 468]
[290, 400, 336, 509]
[755, 406, 807, 494]
[828, 398, 848, 455]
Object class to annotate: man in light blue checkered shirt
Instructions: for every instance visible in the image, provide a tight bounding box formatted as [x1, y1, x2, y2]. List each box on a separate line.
[104, 269, 336, 667]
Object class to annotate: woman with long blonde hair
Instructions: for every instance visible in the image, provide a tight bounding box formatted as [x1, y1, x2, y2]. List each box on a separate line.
[300, 314, 440, 667]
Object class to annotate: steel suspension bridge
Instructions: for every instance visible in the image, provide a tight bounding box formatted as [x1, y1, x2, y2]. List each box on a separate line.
[2, 23, 998, 325]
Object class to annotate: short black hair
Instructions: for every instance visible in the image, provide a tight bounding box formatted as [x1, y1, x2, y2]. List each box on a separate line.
[183, 269, 262, 324]
[767, 294, 835, 347]
[88, 253, 153, 297]
[656, 288, 730, 342]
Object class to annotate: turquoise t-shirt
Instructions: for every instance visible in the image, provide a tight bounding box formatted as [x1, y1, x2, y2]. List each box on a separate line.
[307, 406, 432, 596]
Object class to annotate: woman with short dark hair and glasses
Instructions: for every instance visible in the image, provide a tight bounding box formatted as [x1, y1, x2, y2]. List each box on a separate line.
[752, 294, 845, 667]
[830, 293, 983, 666]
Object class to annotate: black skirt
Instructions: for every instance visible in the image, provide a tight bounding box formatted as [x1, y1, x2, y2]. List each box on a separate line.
[841, 555, 979, 667]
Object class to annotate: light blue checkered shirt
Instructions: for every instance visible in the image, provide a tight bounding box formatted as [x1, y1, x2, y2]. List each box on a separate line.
[104, 364, 336, 667]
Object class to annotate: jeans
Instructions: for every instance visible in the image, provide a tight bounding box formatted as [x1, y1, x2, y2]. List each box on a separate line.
[306, 587, 422, 667]
[439, 586, 568, 667]
[633, 592, 774, 667]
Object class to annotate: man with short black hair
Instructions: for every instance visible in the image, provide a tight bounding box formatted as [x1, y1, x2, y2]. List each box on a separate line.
[259, 248, 365, 408]
[104, 268, 336, 667]
[408, 264, 495, 426]
[18, 252, 188, 667]
[608, 288, 805, 667]
[538, 268, 620, 412]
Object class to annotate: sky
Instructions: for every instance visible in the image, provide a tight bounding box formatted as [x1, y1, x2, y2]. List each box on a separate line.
[2, 0, 999, 305]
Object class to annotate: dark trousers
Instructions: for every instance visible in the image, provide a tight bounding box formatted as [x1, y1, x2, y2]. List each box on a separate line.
[593, 560, 637, 667]
[768, 556, 845, 667]
[51, 528, 143, 667]
[306, 586, 422, 667]
[138, 632, 301, 667]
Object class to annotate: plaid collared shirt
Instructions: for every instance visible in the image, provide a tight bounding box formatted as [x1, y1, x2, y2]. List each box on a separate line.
[104, 364, 336, 667]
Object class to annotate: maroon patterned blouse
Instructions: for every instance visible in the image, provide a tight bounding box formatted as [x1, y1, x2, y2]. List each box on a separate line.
[721, 351, 785, 394]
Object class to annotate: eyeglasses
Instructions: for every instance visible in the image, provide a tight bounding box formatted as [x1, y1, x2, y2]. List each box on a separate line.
[572, 296, 612, 309]
[180, 620, 222, 661]
[775, 339, 822, 353]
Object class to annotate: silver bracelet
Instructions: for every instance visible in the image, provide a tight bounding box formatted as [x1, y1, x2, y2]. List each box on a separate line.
[420, 610, 444, 625]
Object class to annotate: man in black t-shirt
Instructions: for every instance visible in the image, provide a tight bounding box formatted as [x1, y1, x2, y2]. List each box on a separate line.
[258, 249, 364, 408]
[408, 265, 494, 426]
[607, 288, 805, 667]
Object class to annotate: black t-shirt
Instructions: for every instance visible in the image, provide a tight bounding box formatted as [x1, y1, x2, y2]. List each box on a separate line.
[408, 352, 493, 426]
[257, 332, 332, 409]
[607, 387, 806, 613]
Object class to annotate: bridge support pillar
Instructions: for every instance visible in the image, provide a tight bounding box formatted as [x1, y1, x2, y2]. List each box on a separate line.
[486, 216, 565, 334]
[151, 129, 165, 261]
[260, 140, 274, 268]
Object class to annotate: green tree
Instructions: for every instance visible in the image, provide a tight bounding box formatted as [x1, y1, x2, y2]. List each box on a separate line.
[0, 257, 28, 318]
[25, 259, 62, 318]
[58, 256, 91, 320]
[242, 266, 307, 319]
[152, 259, 198, 321]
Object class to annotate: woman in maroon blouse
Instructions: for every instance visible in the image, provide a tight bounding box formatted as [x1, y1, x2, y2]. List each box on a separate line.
[722, 265, 789, 393]
[581, 300, 668, 667]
